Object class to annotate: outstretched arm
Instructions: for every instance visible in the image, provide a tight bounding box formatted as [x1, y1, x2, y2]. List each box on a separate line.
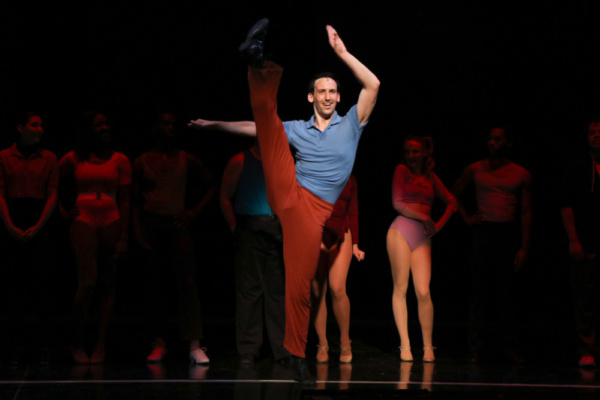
[188, 119, 257, 137]
[327, 25, 380, 125]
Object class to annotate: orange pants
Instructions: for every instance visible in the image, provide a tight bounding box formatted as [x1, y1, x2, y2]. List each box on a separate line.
[249, 62, 334, 358]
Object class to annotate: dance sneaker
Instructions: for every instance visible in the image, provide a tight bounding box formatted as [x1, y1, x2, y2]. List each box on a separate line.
[579, 355, 596, 368]
[147, 346, 167, 363]
[190, 347, 210, 364]
[239, 18, 269, 68]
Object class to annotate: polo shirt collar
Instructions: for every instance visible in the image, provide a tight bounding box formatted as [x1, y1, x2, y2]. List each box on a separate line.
[305, 111, 342, 131]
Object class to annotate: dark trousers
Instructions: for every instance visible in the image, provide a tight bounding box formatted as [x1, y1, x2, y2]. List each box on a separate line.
[468, 222, 520, 353]
[570, 255, 600, 356]
[234, 215, 288, 360]
[1, 199, 56, 349]
[140, 212, 202, 342]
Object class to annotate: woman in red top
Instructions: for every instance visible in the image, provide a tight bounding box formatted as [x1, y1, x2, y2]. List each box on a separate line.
[387, 136, 456, 363]
[59, 111, 131, 364]
[312, 175, 364, 364]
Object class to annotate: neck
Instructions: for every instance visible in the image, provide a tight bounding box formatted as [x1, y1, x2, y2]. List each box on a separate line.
[313, 113, 334, 132]
[17, 141, 38, 157]
[489, 155, 509, 169]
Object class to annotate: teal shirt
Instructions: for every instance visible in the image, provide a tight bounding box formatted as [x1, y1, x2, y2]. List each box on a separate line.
[233, 149, 273, 216]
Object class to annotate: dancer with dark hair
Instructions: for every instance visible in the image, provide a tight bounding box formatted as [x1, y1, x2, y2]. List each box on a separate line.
[132, 111, 216, 365]
[452, 127, 531, 364]
[559, 119, 600, 367]
[59, 111, 131, 364]
[0, 112, 59, 363]
[387, 136, 456, 363]
[312, 175, 364, 364]
[189, 20, 379, 383]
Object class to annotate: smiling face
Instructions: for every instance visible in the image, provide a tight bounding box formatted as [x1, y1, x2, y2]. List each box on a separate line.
[404, 139, 424, 173]
[308, 77, 340, 120]
[18, 115, 43, 146]
[91, 113, 111, 144]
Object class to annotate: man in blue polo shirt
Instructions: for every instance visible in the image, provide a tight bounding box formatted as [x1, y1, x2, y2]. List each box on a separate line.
[190, 20, 379, 383]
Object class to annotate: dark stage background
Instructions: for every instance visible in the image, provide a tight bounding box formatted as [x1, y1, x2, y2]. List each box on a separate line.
[2, 1, 600, 360]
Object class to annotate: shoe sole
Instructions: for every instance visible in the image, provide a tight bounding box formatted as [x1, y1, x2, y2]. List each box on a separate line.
[239, 18, 269, 53]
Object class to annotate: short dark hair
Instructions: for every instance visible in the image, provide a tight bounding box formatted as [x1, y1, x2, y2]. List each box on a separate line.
[308, 72, 340, 94]
[16, 111, 41, 127]
[488, 126, 513, 143]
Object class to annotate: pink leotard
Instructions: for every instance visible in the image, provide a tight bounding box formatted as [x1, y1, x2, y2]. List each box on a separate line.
[390, 164, 455, 250]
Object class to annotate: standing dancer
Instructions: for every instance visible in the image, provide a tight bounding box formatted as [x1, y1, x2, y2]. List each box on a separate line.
[220, 139, 289, 366]
[190, 19, 379, 383]
[312, 175, 364, 364]
[452, 127, 531, 364]
[559, 119, 600, 367]
[387, 136, 456, 363]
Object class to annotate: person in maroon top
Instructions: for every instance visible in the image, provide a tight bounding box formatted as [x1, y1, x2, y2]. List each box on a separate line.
[132, 112, 216, 365]
[312, 175, 364, 364]
[0, 111, 59, 363]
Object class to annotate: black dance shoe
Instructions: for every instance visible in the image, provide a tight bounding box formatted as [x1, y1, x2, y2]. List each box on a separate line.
[290, 355, 316, 386]
[239, 18, 269, 68]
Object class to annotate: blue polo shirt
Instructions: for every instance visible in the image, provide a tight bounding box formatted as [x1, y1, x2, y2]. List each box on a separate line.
[283, 104, 366, 204]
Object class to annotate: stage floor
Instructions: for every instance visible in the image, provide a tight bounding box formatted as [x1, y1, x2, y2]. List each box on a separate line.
[0, 320, 598, 400]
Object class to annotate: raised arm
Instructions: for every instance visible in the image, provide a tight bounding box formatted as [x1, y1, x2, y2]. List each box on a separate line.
[188, 119, 257, 137]
[327, 25, 380, 125]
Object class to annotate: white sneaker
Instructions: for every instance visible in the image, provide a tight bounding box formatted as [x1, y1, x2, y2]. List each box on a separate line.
[189, 347, 210, 364]
[147, 346, 167, 363]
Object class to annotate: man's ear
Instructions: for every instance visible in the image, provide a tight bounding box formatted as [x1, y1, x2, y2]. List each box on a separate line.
[307, 93, 314, 103]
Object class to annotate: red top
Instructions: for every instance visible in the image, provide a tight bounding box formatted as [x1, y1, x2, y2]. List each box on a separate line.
[324, 175, 359, 245]
[0, 144, 59, 199]
[392, 164, 455, 213]
[59, 151, 131, 195]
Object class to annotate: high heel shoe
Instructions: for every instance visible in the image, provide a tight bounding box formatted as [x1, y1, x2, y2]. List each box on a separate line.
[339, 341, 352, 364]
[423, 346, 436, 363]
[316, 345, 329, 363]
[399, 346, 413, 362]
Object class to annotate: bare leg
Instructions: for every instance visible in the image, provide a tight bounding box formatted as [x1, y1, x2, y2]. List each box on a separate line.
[91, 219, 121, 363]
[411, 243, 434, 361]
[329, 231, 353, 347]
[70, 220, 99, 362]
[387, 228, 413, 361]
